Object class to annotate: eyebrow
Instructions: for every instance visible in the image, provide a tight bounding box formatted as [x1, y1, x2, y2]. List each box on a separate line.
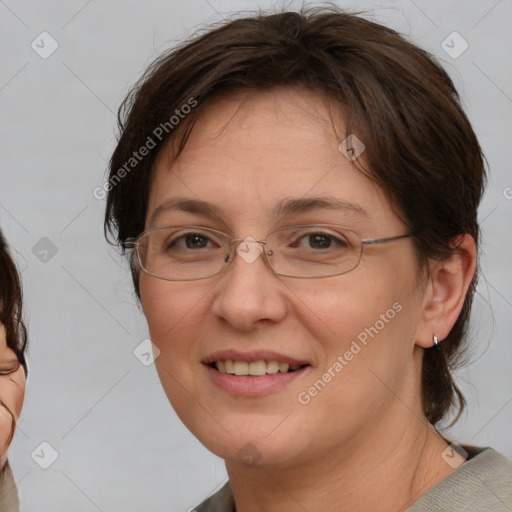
[150, 196, 369, 225]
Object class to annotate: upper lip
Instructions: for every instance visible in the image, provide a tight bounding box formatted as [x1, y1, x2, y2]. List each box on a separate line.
[202, 349, 310, 366]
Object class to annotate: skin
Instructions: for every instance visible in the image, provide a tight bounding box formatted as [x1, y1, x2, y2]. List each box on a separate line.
[0, 324, 25, 470]
[139, 88, 476, 512]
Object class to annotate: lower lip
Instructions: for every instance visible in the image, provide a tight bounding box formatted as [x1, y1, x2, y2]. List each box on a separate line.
[204, 364, 310, 396]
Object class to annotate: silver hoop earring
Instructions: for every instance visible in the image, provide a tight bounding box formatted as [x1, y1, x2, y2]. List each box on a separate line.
[433, 334, 439, 347]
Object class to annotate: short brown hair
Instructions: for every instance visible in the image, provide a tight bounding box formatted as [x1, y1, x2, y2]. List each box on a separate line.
[104, 7, 486, 425]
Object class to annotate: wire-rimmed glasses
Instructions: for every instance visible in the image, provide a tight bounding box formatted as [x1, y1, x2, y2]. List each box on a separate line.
[123, 224, 415, 280]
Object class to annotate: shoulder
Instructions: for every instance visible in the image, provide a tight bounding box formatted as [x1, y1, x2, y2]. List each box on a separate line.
[0, 460, 20, 512]
[193, 481, 235, 512]
[192, 447, 512, 512]
[407, 445, 512, 512]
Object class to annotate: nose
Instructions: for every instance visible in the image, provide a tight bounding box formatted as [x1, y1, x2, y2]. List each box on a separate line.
[210, 239, 287, 331]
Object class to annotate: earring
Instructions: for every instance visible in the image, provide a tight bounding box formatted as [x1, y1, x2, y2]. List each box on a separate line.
[433, 334, 439, 347]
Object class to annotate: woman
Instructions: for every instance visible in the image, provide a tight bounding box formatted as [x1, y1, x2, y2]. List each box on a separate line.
[104, 7, 511, 511]
[0, 230, 27, 511]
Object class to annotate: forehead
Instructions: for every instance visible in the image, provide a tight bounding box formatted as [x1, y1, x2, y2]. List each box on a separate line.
[160, 88, 343, 173]
[147, 88, 396, 232]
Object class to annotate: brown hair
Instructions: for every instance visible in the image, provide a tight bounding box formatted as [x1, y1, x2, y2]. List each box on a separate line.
[104, 7, 486, 425]
[0, 230, 28, 375]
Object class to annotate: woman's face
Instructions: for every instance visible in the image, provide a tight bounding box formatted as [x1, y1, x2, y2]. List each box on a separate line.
[0, 324, 25, 466]
[140, 88, 429, 467]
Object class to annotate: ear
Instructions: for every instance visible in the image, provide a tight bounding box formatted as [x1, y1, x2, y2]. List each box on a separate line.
[415, 234, 477, 348]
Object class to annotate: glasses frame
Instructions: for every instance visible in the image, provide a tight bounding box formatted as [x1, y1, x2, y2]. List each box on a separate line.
[123, 224, 415, 281]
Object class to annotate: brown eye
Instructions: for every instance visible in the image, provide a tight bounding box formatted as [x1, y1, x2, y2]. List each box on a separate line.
[308, 233, 332, 249]
[289, 230, 349, 251]
[184, 234, 209, 249]
[164, 231, 218, 251]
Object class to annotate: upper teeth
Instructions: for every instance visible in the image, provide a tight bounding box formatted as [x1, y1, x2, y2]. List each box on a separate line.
[214, 360, 302, 376]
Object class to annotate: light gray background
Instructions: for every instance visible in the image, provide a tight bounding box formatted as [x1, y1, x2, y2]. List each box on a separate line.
[1, 0, 511, 510]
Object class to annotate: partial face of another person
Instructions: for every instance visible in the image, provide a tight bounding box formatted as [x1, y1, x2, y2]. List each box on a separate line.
[0, 324, 25, 468]
[139, 88, 431, 467]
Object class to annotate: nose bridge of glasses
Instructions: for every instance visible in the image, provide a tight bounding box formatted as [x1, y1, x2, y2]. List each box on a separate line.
[229, 236, 268, 265]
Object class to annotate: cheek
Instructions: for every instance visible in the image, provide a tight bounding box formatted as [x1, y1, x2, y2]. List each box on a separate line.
[140, 277, 204, 343]
[140, 277, 209, 384]
[13, 370, 26, 417]
[293, 272, 419, 399]
[3, 369, 26, 418]
[291, 273, 402, 348]
[140, 280, 217, 439]
[0, 368, 25, 454]
[288, 301, 413, 449]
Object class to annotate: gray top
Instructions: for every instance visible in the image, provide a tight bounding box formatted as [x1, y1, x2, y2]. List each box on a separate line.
[0, 461, 20, 512]
[194, 446, 512, 512]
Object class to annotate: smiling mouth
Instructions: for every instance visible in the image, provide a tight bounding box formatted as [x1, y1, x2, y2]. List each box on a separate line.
[210, 360, 309, 376]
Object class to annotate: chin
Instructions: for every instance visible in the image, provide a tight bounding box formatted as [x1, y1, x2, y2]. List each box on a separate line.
[190, 418, 306, 469]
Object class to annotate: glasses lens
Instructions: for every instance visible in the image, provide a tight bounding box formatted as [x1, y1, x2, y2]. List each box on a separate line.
[265, 225, 362, 278]
[137, 227, 229, 280]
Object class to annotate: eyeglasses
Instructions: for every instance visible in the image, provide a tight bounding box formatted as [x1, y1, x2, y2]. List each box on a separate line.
[123, 224, 415, 281]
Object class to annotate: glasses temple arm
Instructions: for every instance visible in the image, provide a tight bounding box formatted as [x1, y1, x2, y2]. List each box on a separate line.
[361, 233, 416, 245]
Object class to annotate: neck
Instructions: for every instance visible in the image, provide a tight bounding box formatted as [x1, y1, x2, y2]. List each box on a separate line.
[225, 409, 454, 512]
